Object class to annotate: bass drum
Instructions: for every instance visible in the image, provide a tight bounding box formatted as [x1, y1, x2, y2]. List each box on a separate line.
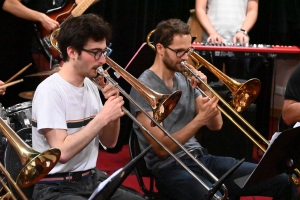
[0, 103, 8, 164]
[4, 127, 34, 199]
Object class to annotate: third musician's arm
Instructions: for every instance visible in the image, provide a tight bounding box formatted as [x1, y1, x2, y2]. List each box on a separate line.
[282, 100, 300, 126]
[2, 0, 59, 31]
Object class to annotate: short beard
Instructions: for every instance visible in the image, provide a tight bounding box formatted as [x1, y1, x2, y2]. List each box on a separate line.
[163, 52, 182, 72]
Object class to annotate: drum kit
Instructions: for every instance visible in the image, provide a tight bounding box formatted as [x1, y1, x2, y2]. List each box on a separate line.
[0, 64, 61, 164]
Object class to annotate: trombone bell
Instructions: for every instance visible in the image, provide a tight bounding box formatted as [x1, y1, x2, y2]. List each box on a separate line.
[232, 78, 261, 112]
[0, 118, 61, 188]
[151, 90, 182, 127]
[17, 148, 61, 188]
[189, 51, 261, 112]
[105, 57, 182, 126]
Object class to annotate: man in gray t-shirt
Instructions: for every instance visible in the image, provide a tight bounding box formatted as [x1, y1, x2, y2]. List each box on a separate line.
[130, 18, 298, 200]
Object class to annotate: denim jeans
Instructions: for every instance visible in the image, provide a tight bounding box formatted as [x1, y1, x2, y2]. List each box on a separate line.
[153, 155, 298, 200]
[32, 168, 145, 200]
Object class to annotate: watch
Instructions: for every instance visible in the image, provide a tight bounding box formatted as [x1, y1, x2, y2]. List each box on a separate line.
[236, 29, 248, 36]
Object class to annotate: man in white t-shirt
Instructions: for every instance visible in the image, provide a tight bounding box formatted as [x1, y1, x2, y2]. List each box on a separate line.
[31, 13, 145, 200]
[195, 0, 259, 82]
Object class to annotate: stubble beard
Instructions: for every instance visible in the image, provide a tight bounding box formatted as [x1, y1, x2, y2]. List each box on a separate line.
[163, 53, 182, 73]
[76, 55, 98, 79]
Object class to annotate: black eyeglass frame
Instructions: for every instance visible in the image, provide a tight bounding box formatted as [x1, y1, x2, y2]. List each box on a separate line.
[81, 48, 111, 60]
[165, 46, 195, 58]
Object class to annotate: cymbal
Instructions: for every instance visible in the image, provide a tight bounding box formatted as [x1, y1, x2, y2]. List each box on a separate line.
[26, 66, 61, 77]
[19, 91, 35, 100]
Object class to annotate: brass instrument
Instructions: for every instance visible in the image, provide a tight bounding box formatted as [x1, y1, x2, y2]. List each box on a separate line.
[0, 163, 27, 200]
[188, 52, 261, 112]
[90, 58, 241, 200]
[0, 118, 61, 188]
[105, 57, 182, 126]
[50, 33, 240, 198]
[146, 29, 300, 186]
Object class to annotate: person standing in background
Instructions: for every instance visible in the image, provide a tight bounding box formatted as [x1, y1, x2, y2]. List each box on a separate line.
[195, 0, 259, 82]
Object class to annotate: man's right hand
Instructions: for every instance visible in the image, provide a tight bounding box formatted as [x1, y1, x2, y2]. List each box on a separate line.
[40, 13, 60, 31]
[195, 94, 219, 125]
[207, 32, 224, 44]
[100, 96, 125, 123]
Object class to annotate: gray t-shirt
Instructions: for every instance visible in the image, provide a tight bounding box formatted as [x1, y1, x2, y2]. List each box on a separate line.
[130, 70, 202, 171]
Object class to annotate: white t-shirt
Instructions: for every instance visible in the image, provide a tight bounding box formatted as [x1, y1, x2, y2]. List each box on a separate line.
[32, 73, 102, 174]
[202, 0, 249, 44]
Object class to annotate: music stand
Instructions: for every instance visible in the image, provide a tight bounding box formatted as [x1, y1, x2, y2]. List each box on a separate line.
[204, 158, 245, 200]
[234, 126, 300, 196]
[89, 145, 152, 200]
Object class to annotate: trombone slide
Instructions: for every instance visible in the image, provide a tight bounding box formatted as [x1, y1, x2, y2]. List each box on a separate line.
[93, 63, 229, 199]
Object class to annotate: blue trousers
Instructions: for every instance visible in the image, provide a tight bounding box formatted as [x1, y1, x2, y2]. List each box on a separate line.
[32, 168, 145, 200]
[153, 155, 298, 200]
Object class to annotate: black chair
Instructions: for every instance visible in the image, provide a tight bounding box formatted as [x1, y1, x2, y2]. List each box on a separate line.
[128, 130, 165, 200]
[4, 127, 34, 199]
[277, 113, 295, 132]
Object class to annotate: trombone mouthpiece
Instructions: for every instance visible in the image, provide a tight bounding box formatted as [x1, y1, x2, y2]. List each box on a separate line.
[180, 61, 187, 67]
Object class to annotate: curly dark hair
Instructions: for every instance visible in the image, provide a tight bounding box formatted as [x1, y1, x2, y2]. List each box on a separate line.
[57, 13, 112, 62]
[153, 19, 190, 48]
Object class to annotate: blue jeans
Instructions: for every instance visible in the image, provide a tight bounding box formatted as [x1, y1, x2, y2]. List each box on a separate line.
[153, 155, 298, 200]
[32, 168, 145, 200]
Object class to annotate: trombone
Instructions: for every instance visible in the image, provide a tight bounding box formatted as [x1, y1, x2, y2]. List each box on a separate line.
[0, 163, 27, 200]
[50, 36, 239, 199]
[90, 57, 236, 200]
[146, 29, 300, 186]
[0, 118, 61, 188]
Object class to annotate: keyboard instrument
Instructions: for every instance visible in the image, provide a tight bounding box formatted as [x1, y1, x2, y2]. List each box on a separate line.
[192, 43, 300, 59]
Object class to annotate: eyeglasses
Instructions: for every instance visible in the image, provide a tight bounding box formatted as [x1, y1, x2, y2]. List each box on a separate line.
[165, 46, 194, 58]
[81, 48, 111, 60]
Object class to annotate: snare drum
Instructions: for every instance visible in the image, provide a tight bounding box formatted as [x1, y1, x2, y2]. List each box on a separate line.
[6, 101, 32, 131]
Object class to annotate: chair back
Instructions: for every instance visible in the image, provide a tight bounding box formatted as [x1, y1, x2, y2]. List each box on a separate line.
[129, 130, 164, 199]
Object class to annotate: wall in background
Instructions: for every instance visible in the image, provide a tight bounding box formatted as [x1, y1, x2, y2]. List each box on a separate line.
[271, 59, 300, 118]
